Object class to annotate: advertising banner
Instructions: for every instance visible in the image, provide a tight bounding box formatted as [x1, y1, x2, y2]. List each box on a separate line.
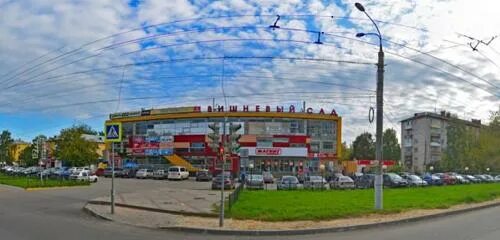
[150, 106, 201, 115]
[145, 149, 159, 156]
[242, 147, 308, 157]
[145, 136, 160, 143]
[159, 148, 174, 156]
[159, 142, 174, 148]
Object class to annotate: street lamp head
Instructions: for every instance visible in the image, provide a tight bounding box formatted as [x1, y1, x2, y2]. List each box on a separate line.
[355, 2, 365, 12]
[486, 167, 490, 172]
[356, 33, 366, 38]
[429, 166, 434, 171]
[465, 167, 469, 171]
[249, 163, 254, 169]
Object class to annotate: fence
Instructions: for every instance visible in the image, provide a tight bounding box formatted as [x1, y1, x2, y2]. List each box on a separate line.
[228, 183, 244, 210]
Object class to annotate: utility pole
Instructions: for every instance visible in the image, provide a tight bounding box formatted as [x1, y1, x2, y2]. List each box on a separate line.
[355, 2, 385, 210]
[220, 117, 229, 227]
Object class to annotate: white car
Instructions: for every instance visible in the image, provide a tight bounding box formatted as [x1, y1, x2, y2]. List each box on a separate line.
[495, 175, 500, 182]
[330, 176, 355, 189]
[69, 171, 98, 182]
[135, 169, 154, 179]
[167, 166, 189, 180]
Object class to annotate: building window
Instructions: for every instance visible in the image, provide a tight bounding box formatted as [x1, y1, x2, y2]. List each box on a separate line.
[322, 141, 334, 150]
[414, 147, 418, 153]
[290, 143, 306, 148]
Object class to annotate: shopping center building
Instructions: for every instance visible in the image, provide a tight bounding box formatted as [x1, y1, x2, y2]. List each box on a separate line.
[105, 105, 342, 176]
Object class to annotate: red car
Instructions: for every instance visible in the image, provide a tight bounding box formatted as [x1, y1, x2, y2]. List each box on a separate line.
[435, 173, 457, 185]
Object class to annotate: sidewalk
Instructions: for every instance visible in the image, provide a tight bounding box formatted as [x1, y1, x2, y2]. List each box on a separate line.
[88, 186, 223, 216]
[84, 189, 500, 234]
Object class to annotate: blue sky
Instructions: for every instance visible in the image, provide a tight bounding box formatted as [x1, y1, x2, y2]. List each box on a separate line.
[0, 0, 499, 143]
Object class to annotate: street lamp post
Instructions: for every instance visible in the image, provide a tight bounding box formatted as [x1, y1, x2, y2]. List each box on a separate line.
[249, 163, 254, 184]
[355, 2, 385, 210]
[319, 164, 326, 190]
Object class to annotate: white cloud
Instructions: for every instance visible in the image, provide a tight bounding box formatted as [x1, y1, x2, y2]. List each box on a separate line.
[0, 0, 499, 143]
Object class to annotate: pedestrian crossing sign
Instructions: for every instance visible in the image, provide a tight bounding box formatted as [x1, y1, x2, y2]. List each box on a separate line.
[105, 122, 122, 142]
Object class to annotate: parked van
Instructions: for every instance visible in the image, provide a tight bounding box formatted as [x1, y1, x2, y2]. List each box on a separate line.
[167, 166, 189, 180]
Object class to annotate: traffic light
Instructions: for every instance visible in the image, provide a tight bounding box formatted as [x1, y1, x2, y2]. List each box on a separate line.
[229, 123, 242, 154]
[207, 123, 220, 153]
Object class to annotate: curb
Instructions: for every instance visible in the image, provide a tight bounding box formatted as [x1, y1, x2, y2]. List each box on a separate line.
[26, 185, 90, 191]
[161, 201, 500, 236]
[87, 200, 218, 218]
[82, 204, 113, 221]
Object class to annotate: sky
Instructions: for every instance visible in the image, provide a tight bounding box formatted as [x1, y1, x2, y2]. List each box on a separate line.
[0, 0, 499, 144]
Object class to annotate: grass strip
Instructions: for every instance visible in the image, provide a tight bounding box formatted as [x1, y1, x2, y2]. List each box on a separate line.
[229, 183, 500, 221]
[0, 173, 90, 189]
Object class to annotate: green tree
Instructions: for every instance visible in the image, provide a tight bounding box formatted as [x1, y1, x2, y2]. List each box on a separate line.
[19, 145, 38, 166]
[383, 128, 401, 161]
[352, 132, 375, 160]
[55, 124, 99, 167]
[340, 142, 353, 160]
[0, 130, 14, 165]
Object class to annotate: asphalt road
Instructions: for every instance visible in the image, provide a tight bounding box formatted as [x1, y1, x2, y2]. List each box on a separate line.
[1, 179, 499, 240]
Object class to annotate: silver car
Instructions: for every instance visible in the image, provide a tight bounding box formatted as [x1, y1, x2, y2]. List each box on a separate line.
[303, 176, 327, 189]
[277, 176, 299, 190]
[330, 176, 355, 189]
[246, 174, 264, 189]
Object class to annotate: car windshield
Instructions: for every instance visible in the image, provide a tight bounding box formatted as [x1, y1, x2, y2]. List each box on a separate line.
[169, 168, 179, 172]
[388, 173, 403, 180]
[282, 176, 297, 183]
[340, 177, 352, 181]
[309, 176, 323, 181]
[410, 175, 421, 180]
[248, 175, 263, 180]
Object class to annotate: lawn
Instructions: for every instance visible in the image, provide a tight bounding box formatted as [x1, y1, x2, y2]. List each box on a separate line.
[0, 173, 90, 189]
[228, 183, 500, 221]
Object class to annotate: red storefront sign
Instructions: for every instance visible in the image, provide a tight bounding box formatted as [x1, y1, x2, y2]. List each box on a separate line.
[255, 148, 282, 156]
[308, 153, 337, 158]
[357, 160, 396, 166]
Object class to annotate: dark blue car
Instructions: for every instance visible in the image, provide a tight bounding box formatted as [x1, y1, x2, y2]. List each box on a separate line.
[423, 174, 443, 185]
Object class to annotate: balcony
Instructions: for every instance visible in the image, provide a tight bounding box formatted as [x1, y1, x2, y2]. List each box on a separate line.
[403, 140, 412, 147]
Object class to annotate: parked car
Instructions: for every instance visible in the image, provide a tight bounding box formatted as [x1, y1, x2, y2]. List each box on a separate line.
[245, 174, 264, 189]
[355, 173, 375, 188]
[262, 172, 274, 184]
[495, 175, 500, 182]
[167, 166, 189, 180]
[464, 175, 481, 183]
[69, 171, 98, 182]
[455, 174, 470, 184]
[121, 168, 137, 178]
[304, 175, 328, 189]
[405, 175, 428, 187]
[153, 169, 167, 180]
[211, 172, 235, 190]
[483, 174, 495, 182]
[102, 168, 123, 178]
[383, 173, 408, 187]
[330, 176, 355, 189]
[474, 174, 488, 183]
[135, 169, 154, 179]
[195, 169, 212, 181]
[423, 174, 443, 185]
[277, 176, 299, 190]
[434, 173, 456, 185]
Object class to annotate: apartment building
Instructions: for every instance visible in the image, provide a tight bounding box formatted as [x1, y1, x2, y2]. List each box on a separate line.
[400, 111, 482, 173]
